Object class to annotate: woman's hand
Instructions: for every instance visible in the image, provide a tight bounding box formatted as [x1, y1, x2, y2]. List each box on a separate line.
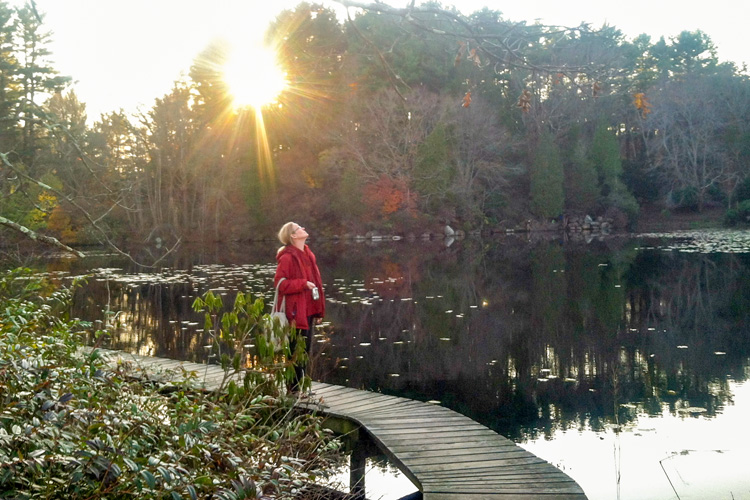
[306, 281, 316, 289]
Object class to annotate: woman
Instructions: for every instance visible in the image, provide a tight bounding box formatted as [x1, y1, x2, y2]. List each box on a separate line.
[274, 222, 325, 393]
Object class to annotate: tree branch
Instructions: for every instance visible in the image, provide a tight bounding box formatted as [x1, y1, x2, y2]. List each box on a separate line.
[0, 215, 85, 258]
[335, 0, 615, 77]
[0, 152, 173, 268]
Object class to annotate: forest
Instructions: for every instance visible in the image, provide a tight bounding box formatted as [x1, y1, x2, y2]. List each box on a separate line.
[2, 0, 750, 253]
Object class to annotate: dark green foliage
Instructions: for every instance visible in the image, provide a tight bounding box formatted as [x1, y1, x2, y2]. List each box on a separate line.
[0, 270, 341, 498]
[345, 4, 463, 94]
[14, 5, 70, 169]
[564, 128, 599, 213]
[413, 122, 455, 212]
[530, 132, 564, 218]
[738, 200, 750, 220]
[191, 288, 312, 394]
[604, 183, 640, 228]
[724, 208, 740, 226]
[725, 200, 750, 225]
[590, 123, 623, 198]
[734, 178, 750, 203]
[670, 186, 699, 211]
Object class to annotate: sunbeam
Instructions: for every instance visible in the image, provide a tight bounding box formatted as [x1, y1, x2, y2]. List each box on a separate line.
[223, 44, 287, 110]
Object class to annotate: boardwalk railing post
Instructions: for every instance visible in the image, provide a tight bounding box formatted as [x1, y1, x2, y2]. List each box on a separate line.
[350, 438, 367, 500]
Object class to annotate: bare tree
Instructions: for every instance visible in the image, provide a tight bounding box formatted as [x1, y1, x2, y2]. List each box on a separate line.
[332, 87, 442, 181]
[448, 95, 514, 201]
[646, 78, 728, 211]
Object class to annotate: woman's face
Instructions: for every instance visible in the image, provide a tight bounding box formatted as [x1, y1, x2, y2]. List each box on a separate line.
[290, 223, 308, 242]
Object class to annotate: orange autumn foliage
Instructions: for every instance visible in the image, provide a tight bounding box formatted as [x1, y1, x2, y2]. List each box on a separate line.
[517, 89, 532, 112]
[633, 92, 652, 117]
[363, 176, 416, 217]
[46, 205, 79, 244]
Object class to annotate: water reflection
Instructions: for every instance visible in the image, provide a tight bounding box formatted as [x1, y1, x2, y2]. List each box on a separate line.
[27, 233, 750, 499]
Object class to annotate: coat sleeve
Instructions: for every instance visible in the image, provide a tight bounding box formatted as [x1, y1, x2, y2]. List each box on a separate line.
[274, 254, 307, 295]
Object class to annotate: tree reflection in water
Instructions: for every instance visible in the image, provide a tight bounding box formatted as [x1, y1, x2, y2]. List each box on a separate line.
[49, 234, 750, 497]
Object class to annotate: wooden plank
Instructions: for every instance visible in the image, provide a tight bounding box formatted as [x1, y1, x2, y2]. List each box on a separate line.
[365, 424, 488, 437]
[313, 385, 361, 399]
[388, 442, 519, 455]
[366, 416, 481, 427]
[311, 382, 336, 391]
[326, 393, 415, 408]
[410, 457, 551, 475]
[423, 474, 579, 485]
[328, 396, 413, 415]
[134, 357, 184, 368]
[395, 445, 520, 459]
[320, 388, 387, 403]
[332, 401, 433, 419]
[325, 394, 406, 411]
[364, 405, 461, 417]
[362, 399, 444, 411]
[424, 485, 585, 494]
[352, 403, 445, 418]
[424, 485, 583, 493]
[310, 382, 344, 393]
[398, 450, 540, 467]
[361, 416, 472, 428]
[426, 495, 585, 500]
[424, 485, 584, 494]
[374, 429, 500, 443]
[416, 461, 556, 476]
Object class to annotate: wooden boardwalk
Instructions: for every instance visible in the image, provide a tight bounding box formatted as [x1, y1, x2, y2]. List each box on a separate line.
[93, 348, 587, 499]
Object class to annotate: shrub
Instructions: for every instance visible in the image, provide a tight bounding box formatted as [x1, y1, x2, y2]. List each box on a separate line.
[604, 184, 640, 229]
[530, 132, 564, 218]
[734, 177, 750, 203]
[725, 208, 740, 226]
[0, 270, 342, 499]
[737, 200, 750, 221]
[668, 186, 699, 211]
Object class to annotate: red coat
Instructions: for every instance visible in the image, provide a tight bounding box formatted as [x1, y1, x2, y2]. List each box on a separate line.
[274, 244, 325, 330]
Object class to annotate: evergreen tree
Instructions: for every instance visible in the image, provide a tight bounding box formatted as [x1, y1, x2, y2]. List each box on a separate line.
[590, 123, 622, 198]
[14, 4, 70, 170]
[0, 0, 18, 152]
[563, 125, 599, 214]
[566, 143, 600, 214]
[413, 121, 455, 213]
[530, 131, 564, 218]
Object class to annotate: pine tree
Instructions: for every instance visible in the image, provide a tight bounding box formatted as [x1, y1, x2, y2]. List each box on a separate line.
[0, 0, 19, 152]
[590, 123, 622, 198]
[413, 122, 455, 212]
[530, 131, 564, 218]
[14, 4, 70, 170]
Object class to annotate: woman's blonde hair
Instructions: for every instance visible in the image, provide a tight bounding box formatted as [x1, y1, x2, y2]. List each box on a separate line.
[277, 222, 296, 254]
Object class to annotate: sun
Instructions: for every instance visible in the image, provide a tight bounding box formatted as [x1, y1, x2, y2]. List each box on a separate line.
[223, 44, 287, 109]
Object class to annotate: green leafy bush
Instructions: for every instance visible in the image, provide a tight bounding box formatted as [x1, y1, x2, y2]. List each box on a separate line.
[738, 199, 750, 218]
[724, 208, 740, 226]
[728, 199, 750, 226]
[191, 289, 311, 396]
[0, 270, 342, 499]
[669, 186, 699, 210]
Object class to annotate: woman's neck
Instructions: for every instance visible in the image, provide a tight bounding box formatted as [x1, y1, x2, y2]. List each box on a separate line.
[291, 240, 305, 251]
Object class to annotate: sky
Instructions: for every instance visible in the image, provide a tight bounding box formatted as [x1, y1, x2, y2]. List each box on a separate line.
[19, 0, 750, 121]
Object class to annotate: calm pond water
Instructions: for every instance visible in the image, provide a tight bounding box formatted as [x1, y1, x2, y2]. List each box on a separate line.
[30, 229, 750, 500]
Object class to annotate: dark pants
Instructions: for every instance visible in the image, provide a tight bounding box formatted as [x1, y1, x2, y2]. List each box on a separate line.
[289, 317, 314, 392]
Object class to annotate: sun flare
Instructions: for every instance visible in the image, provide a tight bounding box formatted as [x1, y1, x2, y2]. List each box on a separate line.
[224, 45, 287, 109]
